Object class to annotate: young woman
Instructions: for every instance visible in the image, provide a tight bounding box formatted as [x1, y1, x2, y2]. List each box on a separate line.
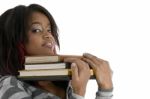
[0, 4, 113, 99]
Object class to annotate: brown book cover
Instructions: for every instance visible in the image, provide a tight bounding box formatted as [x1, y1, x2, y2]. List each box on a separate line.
[18, 69, 95, 81]
[25, 55, 83, 64]
[25, 63, 70, 70]
[19, 55, 94, 81]
[25, 56, 60, 64]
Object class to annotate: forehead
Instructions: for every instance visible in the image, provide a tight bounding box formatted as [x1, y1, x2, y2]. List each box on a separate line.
[28, 12, 50, 25]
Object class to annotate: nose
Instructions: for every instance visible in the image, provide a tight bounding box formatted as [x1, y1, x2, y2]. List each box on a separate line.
[43, 32, 53, 40]
[43, 32, 55, 43]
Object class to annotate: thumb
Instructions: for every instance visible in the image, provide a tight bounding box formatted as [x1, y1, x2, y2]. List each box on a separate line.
[71, 63, 78, 81]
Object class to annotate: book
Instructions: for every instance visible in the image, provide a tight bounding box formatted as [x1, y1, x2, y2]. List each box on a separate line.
[25, 63, 70, 70]
[18, 69, 95, 81]
[18, 55, 95, 81]
[25, 56, 60, 64]
[25, 55, 83, 64]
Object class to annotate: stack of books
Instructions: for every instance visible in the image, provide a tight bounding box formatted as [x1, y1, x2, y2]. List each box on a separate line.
[18, 55, 94, 81]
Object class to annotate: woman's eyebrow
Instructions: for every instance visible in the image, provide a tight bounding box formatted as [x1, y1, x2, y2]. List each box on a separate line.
[31, 22, 51, 28]
[31, 22, 41, 25]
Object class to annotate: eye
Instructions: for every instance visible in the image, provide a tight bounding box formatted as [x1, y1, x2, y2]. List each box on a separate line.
[47, 28, 52, 33]
[32, 29, 42, 33]
[30, 24, 43, 33]
[47, 30, 52, 33]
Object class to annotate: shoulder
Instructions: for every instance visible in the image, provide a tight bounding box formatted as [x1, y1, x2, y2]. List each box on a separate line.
[0, 76, 60, 99]
[0, 75, 32, 99]
[0, 75, 23, 87]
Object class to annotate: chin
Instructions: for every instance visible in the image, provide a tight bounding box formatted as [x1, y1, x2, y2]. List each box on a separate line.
[43, 51, 56, 56]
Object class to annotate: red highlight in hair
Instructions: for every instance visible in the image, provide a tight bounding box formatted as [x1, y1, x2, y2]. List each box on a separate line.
[17, 42, 26, 65]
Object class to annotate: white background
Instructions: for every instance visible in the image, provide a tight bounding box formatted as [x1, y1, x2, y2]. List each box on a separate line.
[1, 0, 150, 99]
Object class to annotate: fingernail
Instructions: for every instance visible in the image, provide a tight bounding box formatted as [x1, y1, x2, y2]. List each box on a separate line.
[71, 63, 76, 69]
[83, 53, 91, 57]
[71, 63, 76, 66]
[83, 53, 89, 56]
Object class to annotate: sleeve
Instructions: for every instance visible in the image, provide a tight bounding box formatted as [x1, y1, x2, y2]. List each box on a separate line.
[67, 84, 84, 99]
[69, 88, 113, 99]
[95, 88, 113, 99]
[67, 81, 113, 99]
[0, 76, 32, 99]
[69, 93, 84, 99]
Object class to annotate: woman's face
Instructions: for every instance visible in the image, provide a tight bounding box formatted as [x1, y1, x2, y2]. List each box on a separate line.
[25, 12, 56, 56]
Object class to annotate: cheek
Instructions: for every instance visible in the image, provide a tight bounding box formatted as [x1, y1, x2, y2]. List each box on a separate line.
[25, 37, 42, 55]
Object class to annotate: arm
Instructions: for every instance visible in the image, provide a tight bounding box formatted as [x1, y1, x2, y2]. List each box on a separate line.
[67, 84, 84, 99]
[64, 53, 113, 99]
[67, 87, 113, 99]
[64, 58, 91, 98]
[69, 93, 84, 99]
[83, 53, 113, 99]
[95, 88, 113, 99]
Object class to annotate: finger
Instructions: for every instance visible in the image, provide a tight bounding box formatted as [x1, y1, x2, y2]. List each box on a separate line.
[64, 58, 88, 70]
[64, 57, 78, 62]
[71, 63, 79, 81]
[83, 53, 108, 65]
[82, 58, 96, 70]
[83, 53, 100, 64]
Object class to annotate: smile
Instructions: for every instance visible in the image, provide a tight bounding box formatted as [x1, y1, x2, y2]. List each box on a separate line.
[42, 42, 55, 51]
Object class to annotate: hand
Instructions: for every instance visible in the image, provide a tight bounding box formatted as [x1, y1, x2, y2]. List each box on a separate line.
[83, 53, 113, 90]
[64, 58, 91, 96]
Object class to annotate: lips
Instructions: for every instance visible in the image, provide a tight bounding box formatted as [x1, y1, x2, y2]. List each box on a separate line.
[42, 41, 55, 51]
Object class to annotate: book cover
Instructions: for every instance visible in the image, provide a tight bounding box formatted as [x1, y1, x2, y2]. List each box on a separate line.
[25, 63, 70, 70]
[25, 56, 60, 64]
[18, 69, 95, 81]
[25, 55, 83, 64]
[19, 55, 94, 81]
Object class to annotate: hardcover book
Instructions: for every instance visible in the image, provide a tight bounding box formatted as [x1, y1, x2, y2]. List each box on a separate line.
[18, 69, 95, 81]
[25, 55, 82, 64]
[25, 63, 70, 70]
[25, 56, 60, 64]
[18, 55, 95, 81]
